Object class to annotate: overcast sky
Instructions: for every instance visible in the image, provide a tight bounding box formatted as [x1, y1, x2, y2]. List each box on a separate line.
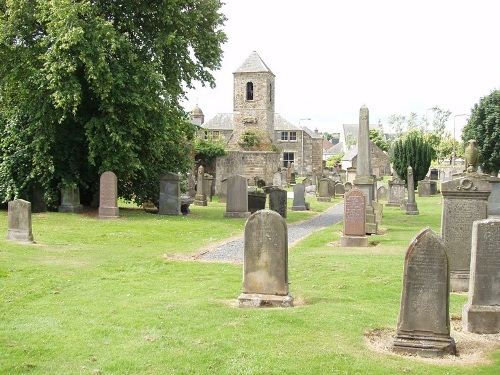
[183, 0, 500, 137]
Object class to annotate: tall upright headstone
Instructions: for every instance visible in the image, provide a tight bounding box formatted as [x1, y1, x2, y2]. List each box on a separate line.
[291, 183, 307, 211]
[224, 175, 250, 218]
[353, 105, 377, 234]
[341, 189, 368, 247]
[462, 218, 500, 333]
[405, 166, 419, 215]
[194, 165, 207, 206]
[392, 228, 456, 357]
[58, 186, 83, 213]
[387, 178, 405, 206]
[317, 178, 331, 202]
[159, 172, 181, 215]
[204, 174, 214, 202]
[7, 199, 34, 243]
[238, 210, 293, 307]
[269, 188, 287, 218]
[441, 174, 491, 292]
[98, 171, 119, 218]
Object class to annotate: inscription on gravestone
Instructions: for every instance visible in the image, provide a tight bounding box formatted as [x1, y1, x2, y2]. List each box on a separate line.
[341, 189, 368, 247]
[98, 171, 119, 218]
[7, 199, 34, 243]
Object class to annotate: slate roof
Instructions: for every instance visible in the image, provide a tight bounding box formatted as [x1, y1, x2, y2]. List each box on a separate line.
[326, 142, 344, 155]
[234, 51, 274, 75]
[202, 113, 234, 130]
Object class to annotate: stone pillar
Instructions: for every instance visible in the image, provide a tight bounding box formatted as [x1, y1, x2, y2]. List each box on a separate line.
[98, 171, 119, 218]
[463, 218, 500, 333]
[441, 173, 491, 292]
[194, 165, 207, 206]
[58, 187, 83, 213]
[159, 172, 181, 215]
[7, 199, 34, 243]
[238, 210, 293, 307]
[341, 189, 368, 247]
[406, 166, 419, 215]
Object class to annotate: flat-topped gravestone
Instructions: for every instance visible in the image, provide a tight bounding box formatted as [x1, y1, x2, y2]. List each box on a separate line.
[159, 172, 181, 215]
[194, 165, 207, 206]
[335, 183, 345, 198]
[238, 210, 293, 307]
[98, 171, 119, 218]
[341, 189, 368, 247]
[387, 178, 405, 207]
[7, 199, 34, 243]
[224, 174, 250, 218]
[372, 200, 383, 225]
[441, 173, 491, 292]
[463, 218, 500, 333]
[405, 166, 419, 215]
[269, 188, 287, 218]
[418, 179, 431, 197]
[272, 171, 282, 188]
[204, 174, 214, 202]
[317, 178, 331, 202]
[292, 183, 307, 211]
[392, 228, 456, 357]
[58, 187, 83, 213]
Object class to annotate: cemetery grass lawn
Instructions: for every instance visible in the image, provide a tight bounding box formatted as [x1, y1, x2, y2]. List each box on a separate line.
[1, 195, 499, 374]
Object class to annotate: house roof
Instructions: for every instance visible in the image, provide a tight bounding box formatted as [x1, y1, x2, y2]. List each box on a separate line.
[234, 51, 274, 75]
[342, 145, 359, 161]
[326, 142, 344, 155]
[202, 113, 234, 130]
[323, 139, 334, 150]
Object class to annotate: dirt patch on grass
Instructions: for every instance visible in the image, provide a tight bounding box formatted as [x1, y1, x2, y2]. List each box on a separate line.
[365, 318, 500, 366]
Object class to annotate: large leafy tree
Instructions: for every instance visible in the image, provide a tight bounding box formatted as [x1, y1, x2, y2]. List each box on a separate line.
[462, 90, 500, 175]
[392, 130, 433, 188]
[0, 0, 226, 207]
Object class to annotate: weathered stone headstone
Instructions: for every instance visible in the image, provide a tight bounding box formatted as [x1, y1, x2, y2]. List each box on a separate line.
[281, 167, 288, 188]
[341, 189, 368, 247]
[317, 178, 331, 202]
[344, 182, 352, 192]
[387, 178, 405, 207]
[194, 165, 207, 206]
[224, 174, 250, 218]
[58, 187, 83, 213]
[98, 171, 119, 218]
[372, 200, 383, 225]
[238, 210, 293, 307]
[272, 171, 282, 188]
[219, 178, 228, 203]
[158, 172, 181, 216]
[488, 176, 500, 216]
[346, 167, 357, 182]
[292, 183, 307, 211]
[7, 199, 34, 242]
[335, 183, 345, 198]
[304, 184, 316, 198]
[462, 218, 500, 333]
[392, 227, 456, 357]
[204, 174, 214, 202]
[248, 191, 266, 214]
[377, 185, 387, 200]
[269, 188, 287, 218]
[418, 179, 431, 197]
[405, 167, 419, 215]
[328, 179, 336, 197]
[441, 174, 491, 292]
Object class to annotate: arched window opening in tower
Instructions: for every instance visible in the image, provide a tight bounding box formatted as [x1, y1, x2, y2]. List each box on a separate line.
[246, 82, 254, 100]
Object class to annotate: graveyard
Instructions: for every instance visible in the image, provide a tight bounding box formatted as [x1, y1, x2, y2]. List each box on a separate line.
[1, 191, 500, 374]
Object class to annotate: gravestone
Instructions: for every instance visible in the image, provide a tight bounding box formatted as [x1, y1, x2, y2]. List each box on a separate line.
[392, 228, 456, 357]
[328, 179, 336, 197]
[339, 170, 347, 183]
[346, 167, 357, 182]
[405, 167, 419, 215]
[387, 178, 405, 207]
[269, 188, 287, 218]
[341, 189, 368, 247]
[238, 210, 294, 307]
[272, 171, 282, 188]
[441, 174, 491, 292]
[7, 199, 34, 242]
[418, 179, 431, 197]
[377, 185, 387, 200]
[281, 168, 288, 188]
[372, 201, 383, 225]
[400, 198, 408, 210]
[344, 182, 353, 192]
[317, 178, 331, 202]
[463, 218, 500, 333]
[430, 168, 439, 180]
[335, 183, 345, 198]
[248, 191, 266, 214]
[98, 171, 119, 218]
[204, 174, 214, 202]
[194, 165, 207, 206]
[302, 176, 312, 187]
[219, 178, 228, 203]
[488, 176, 500, 216]
[58, 187, 83, 213]
[430, 181, 437, 195]
[224, 175, 250, 218]
[304, 184, 316, 198]
[292, 183, 307, 211]
[158, 172, 181, 215]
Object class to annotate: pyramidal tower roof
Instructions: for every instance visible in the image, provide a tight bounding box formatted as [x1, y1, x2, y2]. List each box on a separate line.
[234, 51, 274, 75]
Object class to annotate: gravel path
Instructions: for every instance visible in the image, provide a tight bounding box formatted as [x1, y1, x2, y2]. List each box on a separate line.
[201, 201, 344, 263]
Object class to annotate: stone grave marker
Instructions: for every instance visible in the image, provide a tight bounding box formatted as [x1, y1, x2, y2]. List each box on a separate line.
[7, 199, 34, 242]
[281, 168, 288, 188]
[344, 182, 352, 192]
[272, 171, 282, 188]
[204, 174, 214, 202]
[194, 165, 207, 206]
[98, 171, 119, 218]
[377, 185, 387, 201]
[269, 188, 287, 218]
[317, 178, 331, 202]
[387, 178, 405, 207]
[441, 174, 491, 292]
[158, 172, 181, 215]
[392, 227, 456, 357]
[224, 174, 250, 218]
[335, 183, 345, 198]
[292, 183, 307, 211]
[405, 166, 419, 215]
[341, 189, 367, 247]
[238, 210, 293, 307]
[328, 179, 336, 197]
[418, 179, 431, 197]
[462, 218, 500, 333]
[372, 200, 383, 225]
[58, 186, 83, 213]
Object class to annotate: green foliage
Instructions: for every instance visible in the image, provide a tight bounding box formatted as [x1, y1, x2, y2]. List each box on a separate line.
[194, 137, 227, 164]
[462, 89, 500, 174]
[392, 130, 433, 187]
[369, 129, 390, 152]
[325, 152, 344, 167]
[0, 0, 227, 206]
[238, 130, 260, 149]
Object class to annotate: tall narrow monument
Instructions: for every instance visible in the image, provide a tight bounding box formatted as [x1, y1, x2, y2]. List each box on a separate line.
[353, 105, 377, 234]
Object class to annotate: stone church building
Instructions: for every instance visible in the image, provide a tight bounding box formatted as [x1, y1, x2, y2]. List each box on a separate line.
[191, 51, 322, 191]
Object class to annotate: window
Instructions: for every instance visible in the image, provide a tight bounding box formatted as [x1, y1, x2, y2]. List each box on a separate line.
[212, 131, 220, 140]
[281, 131, 288, 141]
[246, 82, 254, 100]
[289, 131, 297, 141]
[269, 83, 272, 102]
[203, 131, 220, 140]
[283, 152, 294, 168]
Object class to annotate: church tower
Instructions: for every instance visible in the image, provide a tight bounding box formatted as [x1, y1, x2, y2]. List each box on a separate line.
[229, 51, 275, 149]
